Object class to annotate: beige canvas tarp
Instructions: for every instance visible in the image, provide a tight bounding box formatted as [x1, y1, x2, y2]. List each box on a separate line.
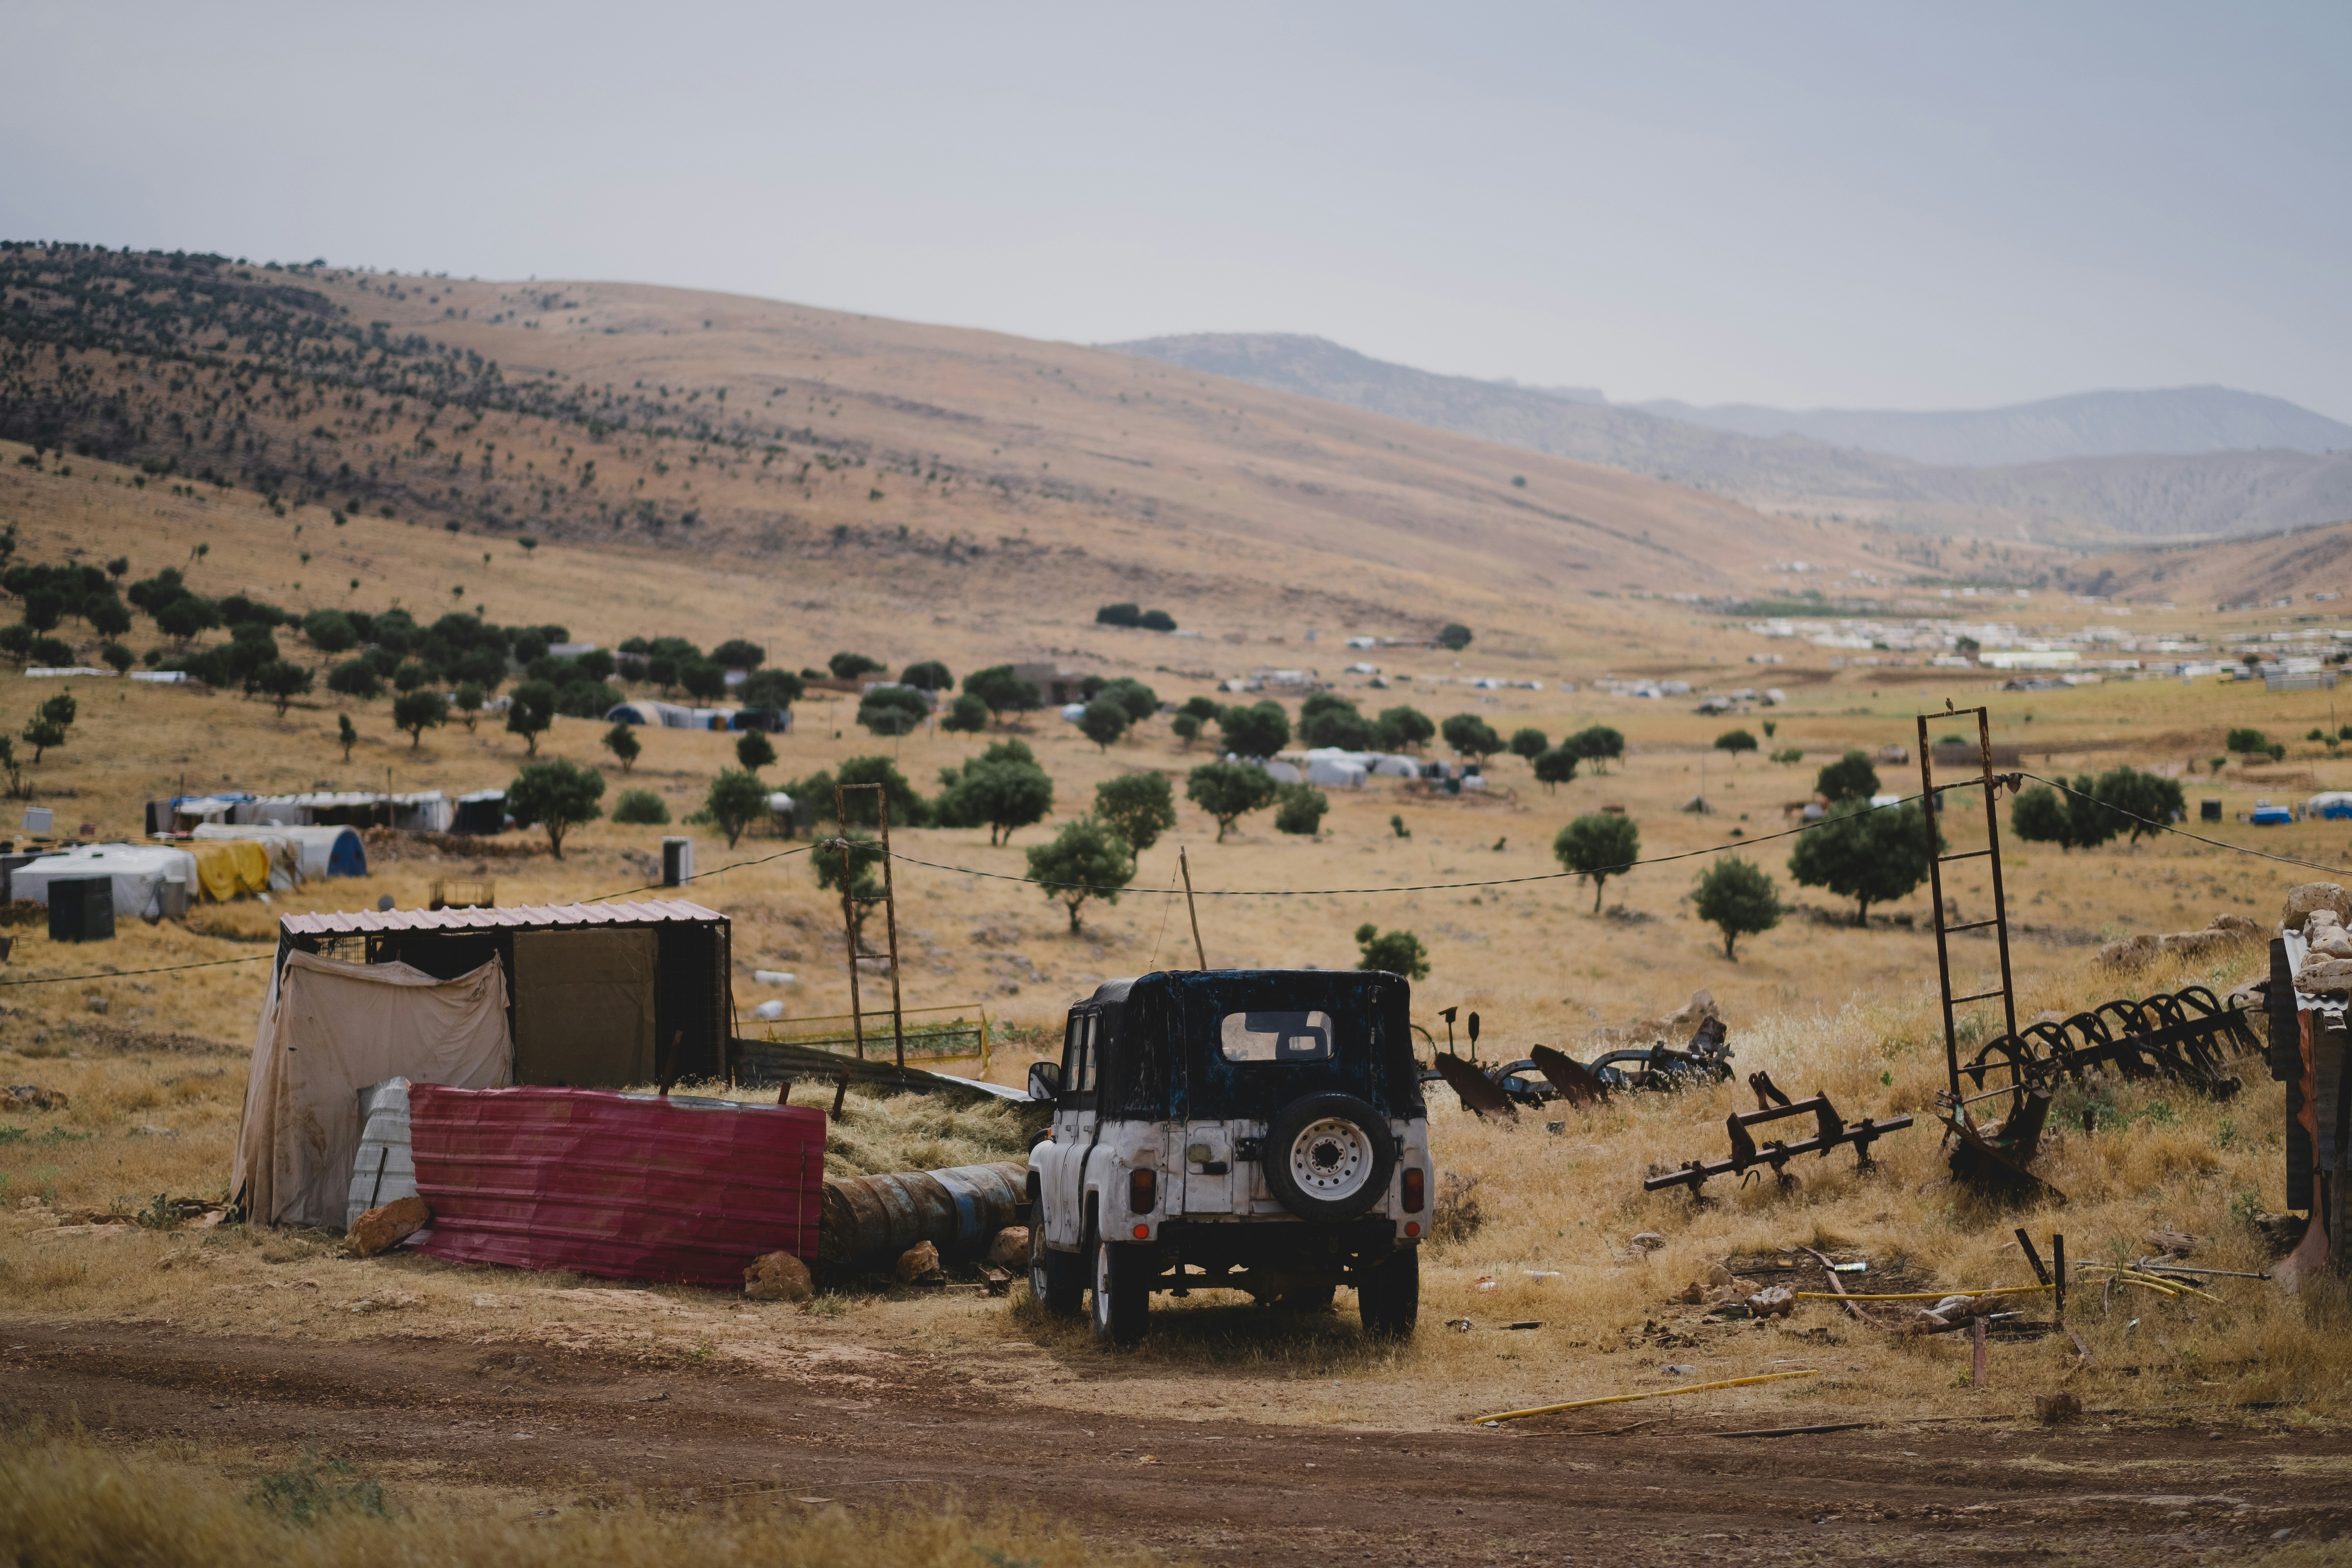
[233, 949, 511, 1230]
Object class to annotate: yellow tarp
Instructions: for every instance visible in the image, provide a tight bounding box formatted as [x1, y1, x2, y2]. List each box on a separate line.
[190, 838, 271, 902]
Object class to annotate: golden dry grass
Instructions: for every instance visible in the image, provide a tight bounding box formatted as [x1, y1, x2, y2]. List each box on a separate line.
[0, 1426, 1165, 1568]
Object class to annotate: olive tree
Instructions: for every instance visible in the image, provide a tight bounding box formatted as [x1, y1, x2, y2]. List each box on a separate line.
[507, 758, 605, 859]
[1025, 816, 1136, 934]
[1554, 812, 1640, 912]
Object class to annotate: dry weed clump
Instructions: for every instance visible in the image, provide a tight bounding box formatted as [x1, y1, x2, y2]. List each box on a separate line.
[0, 1428, 1156, 1568]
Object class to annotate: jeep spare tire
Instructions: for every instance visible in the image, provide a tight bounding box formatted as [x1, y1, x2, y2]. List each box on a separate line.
[1264, 1092, 1396, 1222]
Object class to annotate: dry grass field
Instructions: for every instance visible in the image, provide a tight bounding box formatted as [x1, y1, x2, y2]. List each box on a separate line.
[6, 253, 2352, 1562]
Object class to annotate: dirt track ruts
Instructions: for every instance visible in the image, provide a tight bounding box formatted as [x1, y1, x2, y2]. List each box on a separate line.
[4, 1320, 2346, 1564]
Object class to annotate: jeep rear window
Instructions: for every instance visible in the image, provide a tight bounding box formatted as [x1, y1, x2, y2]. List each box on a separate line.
[1218, 1010, 1334, 1062]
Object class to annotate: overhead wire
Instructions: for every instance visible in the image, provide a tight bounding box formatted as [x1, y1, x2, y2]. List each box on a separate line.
[0, 764, 2331, 992]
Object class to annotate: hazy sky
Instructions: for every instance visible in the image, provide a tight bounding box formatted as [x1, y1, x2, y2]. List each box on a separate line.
[7, 3, 2346, 418]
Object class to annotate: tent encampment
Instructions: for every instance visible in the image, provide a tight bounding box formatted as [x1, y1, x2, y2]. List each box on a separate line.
[232, 949, 513, 1230]
[192, 822, 367, 879]
[9, 843, 196, 919]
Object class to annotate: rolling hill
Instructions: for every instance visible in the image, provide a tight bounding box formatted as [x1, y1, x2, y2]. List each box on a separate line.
[0, 243, 1903, 672]
[1109, 333, 2352, 544]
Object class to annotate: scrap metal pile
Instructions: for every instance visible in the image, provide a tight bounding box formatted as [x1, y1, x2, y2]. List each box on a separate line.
[1425, 1011, 1735, 1118]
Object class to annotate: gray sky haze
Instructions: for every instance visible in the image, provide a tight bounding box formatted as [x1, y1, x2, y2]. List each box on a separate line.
[6, 2, 2345, 419]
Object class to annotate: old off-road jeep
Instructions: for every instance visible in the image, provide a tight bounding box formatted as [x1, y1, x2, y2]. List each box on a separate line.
[1024, 969, 1430, 1346]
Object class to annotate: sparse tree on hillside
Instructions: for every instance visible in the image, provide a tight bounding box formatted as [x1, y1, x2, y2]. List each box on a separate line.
[1555, 812, 1640, 913]
[1187, 761, 1278, 841]
[736, 730, 777, 774]
[1026, 816, 1135, 934]
[1714, 729, 1758, 760]
[703, 768, 769, 848]
[338, 713, 358, 761]
[1376, 705, 1435, 753]
[1218, 701, 1290, 760]
[1508, 727, 1549, 762]
[1787, 798, 1940, 924]
[1354, 923, 1430, 980]
[1694, 854, 1780, 960]
[506, 758, 605, 859]
[1533, 747, 1579, 793]
[1815, 750, 1879, 804]
[1566, 725, 1624, 774]
[1095, 772, 1177, 856]
[602, 722, 641, 773]
[1441, 714, 1503, 761]
[506, 680, 557, 755]
[255, 659, 313, 717]
[392, 689, 444, 748]
[1079, 698, 1130, 752]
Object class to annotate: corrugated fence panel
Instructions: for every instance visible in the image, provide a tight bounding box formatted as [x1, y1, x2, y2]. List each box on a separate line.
[408, 1085, 824, 1290]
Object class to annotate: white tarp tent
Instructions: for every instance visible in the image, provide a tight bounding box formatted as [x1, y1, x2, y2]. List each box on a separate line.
[192, 822, 366, 881]
[10, 843, 196, 919]
[232, 950, 512, 1230]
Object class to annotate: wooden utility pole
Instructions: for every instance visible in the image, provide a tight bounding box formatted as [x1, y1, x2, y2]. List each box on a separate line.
[1179, 845, 1207, 970]
[833, 782, 864, 1061]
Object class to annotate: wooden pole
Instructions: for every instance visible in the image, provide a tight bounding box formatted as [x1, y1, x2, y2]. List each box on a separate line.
[877, 791, 906, 1072]
[835, 782, 865, 1061]
[1971, 1315, 1989, 1388]
[1179, 845, 1207, 970]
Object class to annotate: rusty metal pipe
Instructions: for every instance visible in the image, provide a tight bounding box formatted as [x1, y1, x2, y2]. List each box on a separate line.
[818, 1160, 1028, 1269]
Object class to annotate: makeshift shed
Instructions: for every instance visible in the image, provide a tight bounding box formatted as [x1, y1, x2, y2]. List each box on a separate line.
[10, 842, 196, 919]
[275, 900, 735, 1088]
[231, 949, 513, 1229]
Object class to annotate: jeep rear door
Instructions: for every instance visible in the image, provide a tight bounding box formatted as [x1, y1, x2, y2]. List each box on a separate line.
[1047, 1008, 1100, 1248]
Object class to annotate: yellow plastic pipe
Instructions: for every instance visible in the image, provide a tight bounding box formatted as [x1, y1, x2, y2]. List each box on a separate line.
[1792, 1284, 2051, 1302]
[1468, 1369, 1818, 1426]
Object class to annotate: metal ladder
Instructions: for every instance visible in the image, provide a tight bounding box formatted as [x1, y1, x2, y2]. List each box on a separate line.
[1917, 706, 2018, 1101]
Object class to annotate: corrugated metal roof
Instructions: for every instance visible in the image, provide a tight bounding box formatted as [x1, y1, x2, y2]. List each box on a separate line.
[279, 899, 725, 936]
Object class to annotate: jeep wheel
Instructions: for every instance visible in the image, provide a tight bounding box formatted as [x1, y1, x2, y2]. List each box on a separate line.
[1358, 1246, 1419, 1340]
[1090, 1237, 1150, 1347]
[1264, 1092, 1398, 1222]
[1029, 1217, 1083, 1317]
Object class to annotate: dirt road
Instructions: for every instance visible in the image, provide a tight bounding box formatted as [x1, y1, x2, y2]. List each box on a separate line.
[4, 1320, 2345, 1563]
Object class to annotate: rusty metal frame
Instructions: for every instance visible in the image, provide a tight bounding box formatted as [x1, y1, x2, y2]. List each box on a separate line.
[1645, 1091, 1914, 1197]
[1919, 705, 2018, 1103]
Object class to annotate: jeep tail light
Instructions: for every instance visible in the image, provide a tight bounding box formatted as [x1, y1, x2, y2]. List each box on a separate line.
[1401, 1166, 1425, 1213]
[1128, 1168, 1156, 1214]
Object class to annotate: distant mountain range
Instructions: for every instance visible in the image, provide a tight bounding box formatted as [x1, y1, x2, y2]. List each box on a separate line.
[1106, 333, 2352, 542]
[1629, 387, 2352, 467]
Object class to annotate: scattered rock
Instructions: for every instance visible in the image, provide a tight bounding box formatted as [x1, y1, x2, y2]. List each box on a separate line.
[2282, 883, 2352, 932]
[894, 1240, 943, 1285]
[1706, 1262, 1735, 1288]
[2035, 1392, 2082, 1424]
[1669, 1280, 1706, 1305]
[2145, 1228, 2201, 1257]
[1747, 1285, 1795, 1318]
[743, 1250, 815, 1303]
[2295, 957, 2352, 998]
[82, 993, 109, 1015]
[347, 1194, 431, 1257]
[0, 1084, 69, 1111]
[1662, 1363, 1696, 1377]
[2100, 914, 2270, 971]
[346, 1291, 418, 1314]
[131, 1124, 178, 1138]
[1638, 989, 1720, 1040]
[1628, 1231, 1668, 1253]
[986, 1226, 1029, 1269]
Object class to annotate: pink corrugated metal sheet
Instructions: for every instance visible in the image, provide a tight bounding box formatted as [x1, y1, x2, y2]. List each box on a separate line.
[280, 899, 724, 936]
[407, 1085, 823, 1289]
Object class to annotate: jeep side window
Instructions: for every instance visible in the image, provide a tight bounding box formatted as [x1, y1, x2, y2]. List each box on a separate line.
[1061, 1013, 1098, 1097]
[1219, 1009, 1335, 1062]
